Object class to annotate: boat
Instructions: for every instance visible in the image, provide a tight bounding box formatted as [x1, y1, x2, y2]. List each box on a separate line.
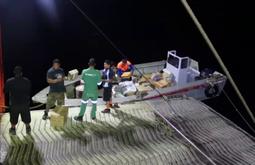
[2, 0, 255, 163]
[32, 50, 227, 106]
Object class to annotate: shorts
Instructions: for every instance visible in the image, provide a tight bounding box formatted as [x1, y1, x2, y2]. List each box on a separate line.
[103, 87, 112, 102]
[10, 105, 31, 125]
[46, 92, 65, 110]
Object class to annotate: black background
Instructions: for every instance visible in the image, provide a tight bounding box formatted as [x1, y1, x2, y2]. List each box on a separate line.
[0, 0, 254, 135]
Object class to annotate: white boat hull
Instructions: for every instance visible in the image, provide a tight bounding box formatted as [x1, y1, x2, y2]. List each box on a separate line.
[32, 60, 227, 107]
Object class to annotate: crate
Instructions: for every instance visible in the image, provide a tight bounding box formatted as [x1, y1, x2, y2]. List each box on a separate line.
[50, 112, 66, 128]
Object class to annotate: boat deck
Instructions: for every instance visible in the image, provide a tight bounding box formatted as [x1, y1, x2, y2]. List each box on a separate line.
[1, 98, 255, 165]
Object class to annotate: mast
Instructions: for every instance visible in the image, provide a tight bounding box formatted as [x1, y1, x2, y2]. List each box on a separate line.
[0, 25, 5, 113]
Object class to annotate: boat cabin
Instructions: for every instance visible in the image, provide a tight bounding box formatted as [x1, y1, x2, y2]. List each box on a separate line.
[163, 50, 200, 86]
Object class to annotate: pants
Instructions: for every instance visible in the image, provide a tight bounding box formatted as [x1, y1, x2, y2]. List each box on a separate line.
[46, 92, 65, 112]
[79, 95, 98, 118]
[10, 104, 31, 125]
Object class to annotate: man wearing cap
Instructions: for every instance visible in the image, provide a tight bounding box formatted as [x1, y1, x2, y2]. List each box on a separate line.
[42, 59, 66, 120]
[74, 58, 102, 121]
[4, 66, 31, 135]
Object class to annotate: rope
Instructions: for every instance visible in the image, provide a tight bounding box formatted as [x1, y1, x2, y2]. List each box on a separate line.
[180, 0, 255, 124]
[222, 90, 255, 134]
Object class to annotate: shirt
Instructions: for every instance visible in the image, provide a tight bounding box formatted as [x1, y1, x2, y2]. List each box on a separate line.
[47, 67, 66, 93]
[4, 77, 31, 106]
[82, 67, 101, 97]
[117, 61, 134, 77]
[102, 68, 114, 88]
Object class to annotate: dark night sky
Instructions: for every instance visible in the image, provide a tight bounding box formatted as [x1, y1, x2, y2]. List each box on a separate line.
[0, 0, 254, 135]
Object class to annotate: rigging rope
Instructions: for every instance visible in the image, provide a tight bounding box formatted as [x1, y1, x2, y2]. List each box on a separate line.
[222, 89, 255, 134]
[180, 0, 255, 124]
[152, 108, 217, 165]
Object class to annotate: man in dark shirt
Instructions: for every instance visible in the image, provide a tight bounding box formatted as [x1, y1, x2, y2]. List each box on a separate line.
[4, 66, 31, 135]
[42, 59, 66, 120]
[101, 60, 115, 113]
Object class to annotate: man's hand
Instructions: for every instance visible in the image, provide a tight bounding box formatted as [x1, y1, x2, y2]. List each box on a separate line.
[56, 78, 64, 83]
[103, 79, 113, 83]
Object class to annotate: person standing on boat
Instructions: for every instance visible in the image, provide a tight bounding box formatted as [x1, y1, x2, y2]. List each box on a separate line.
[117, 57, 134, 81]
[42, 59, 66, 120]
[109, 61, 120, 108]
[101, 60, 115, 113]
[4, 66, 31, 135]
[74, 58, 102, 121]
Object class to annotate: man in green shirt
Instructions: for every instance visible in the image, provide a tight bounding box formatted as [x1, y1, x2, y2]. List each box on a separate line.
[74, 58, 102, 121]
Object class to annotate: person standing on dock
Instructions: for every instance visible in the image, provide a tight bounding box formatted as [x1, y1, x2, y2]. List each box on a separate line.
[4, 66, 31, 135]
[101, 60, 115, 113]
[74, 58, 102, 121]
[42, 59, 66, 120]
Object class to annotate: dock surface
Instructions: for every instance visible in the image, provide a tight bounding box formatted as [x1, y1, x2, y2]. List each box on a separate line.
[1, 98, 255, 165]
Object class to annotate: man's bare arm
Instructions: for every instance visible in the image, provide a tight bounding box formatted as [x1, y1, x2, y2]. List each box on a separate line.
[47, 78, 62, 84]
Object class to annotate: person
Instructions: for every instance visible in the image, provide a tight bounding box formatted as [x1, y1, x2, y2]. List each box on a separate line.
[74, 58, 102, 121]
[42, 59, 66, 120]
[117, 57, 134, 81]
[101, 60, 115, 113]
[109, 61, 120, 108]
[4, 66, 31, 135]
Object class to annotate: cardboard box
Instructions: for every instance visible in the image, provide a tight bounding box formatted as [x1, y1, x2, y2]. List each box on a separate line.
[50, 106, 69, 127]
[50, 112, 66, 128]
[152, 80, 169, 88]
[53, 106, 69, 117]
[68, 69, 79, 81]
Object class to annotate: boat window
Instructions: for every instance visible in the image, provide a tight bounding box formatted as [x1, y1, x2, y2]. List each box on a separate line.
[181, 58, 188, 69]
[190, 59, 199, 71]
[168, 55, 179, 68]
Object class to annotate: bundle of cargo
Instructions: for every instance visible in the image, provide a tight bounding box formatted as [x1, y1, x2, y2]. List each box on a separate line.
[136, 82, 153, 93]
[75, 84, 84, 98]
[121, 72, 132, 79]
[50, 106, 69, 128]
[151, 73, 162, 81]
[151, 79, 170, 88]
[138, 71, 172, 89]
[162, 72, 173, 82]
[114, 81, 137, 96]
